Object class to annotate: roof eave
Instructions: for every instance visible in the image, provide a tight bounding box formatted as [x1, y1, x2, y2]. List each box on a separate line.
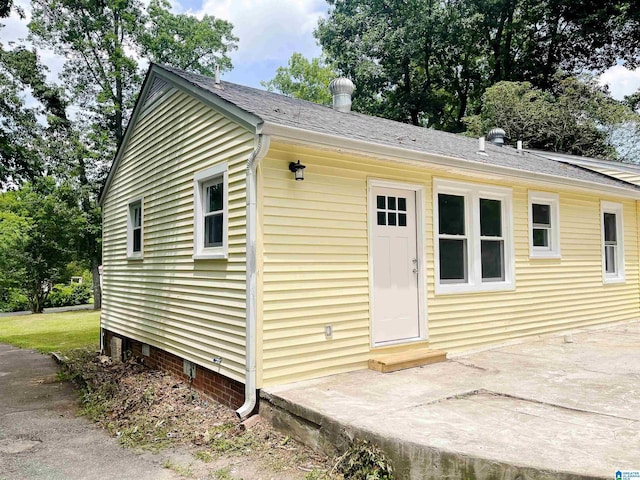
[262, 122, 640, 200]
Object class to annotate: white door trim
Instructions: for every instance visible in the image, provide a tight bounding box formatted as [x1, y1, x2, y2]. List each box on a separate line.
[368, 178, 428, 347]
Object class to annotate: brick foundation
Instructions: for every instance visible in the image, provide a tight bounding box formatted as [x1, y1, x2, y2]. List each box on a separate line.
[102, 329, 246, 410]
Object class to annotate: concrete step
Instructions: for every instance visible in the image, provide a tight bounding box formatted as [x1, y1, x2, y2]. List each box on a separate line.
[368, 348, 447, 373]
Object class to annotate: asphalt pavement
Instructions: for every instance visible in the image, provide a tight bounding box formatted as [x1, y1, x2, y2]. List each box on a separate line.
[0, 343, 179, 480]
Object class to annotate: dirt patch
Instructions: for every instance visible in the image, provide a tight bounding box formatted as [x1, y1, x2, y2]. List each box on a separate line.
[59, 350, 340, 480]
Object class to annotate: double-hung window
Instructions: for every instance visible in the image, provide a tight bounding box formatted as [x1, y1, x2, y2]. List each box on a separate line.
[528, 191, 561, 258]
[601, 201, 624, 283]
[127, 198, 143, 259]
[194, 163, 228, 259]
[434, 179, 514, 294]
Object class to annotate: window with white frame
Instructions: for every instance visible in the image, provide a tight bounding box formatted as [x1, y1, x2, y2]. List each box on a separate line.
[127, 198, 143, 258]
[601, 201, 624, 283]
[434, 179, 514, 294]
[193, 163, 228, 259]
[528, 191, 560, 258]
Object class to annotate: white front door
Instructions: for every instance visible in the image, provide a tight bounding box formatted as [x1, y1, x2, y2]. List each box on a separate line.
[371, 185, 421, 344]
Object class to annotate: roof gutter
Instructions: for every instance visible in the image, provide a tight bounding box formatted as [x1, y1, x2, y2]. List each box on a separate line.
[236, 133, 270, 420]
[262, 123, 640, 199]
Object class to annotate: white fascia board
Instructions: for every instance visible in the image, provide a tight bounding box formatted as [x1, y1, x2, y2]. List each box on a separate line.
[99, 65, 263, 206]
[262, 122, 640, 200]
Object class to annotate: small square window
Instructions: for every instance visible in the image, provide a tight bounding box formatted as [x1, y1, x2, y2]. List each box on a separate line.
[398, 197, 406, 211]
[528, 192, 560, 258]
[377, 211, 386, 225]
[377, 195, 385, 209]
[388, 212, 397, 226]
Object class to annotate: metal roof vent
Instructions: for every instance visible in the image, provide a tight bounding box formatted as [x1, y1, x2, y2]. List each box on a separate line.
[487, 128, 506, 147]
[329, 77, 355, 112]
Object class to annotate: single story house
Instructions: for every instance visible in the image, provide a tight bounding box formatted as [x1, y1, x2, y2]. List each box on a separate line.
[99, 64, 640, 418]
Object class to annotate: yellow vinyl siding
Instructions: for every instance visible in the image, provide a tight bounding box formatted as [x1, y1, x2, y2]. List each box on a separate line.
[260, 141, 639, 387]
[101, 89, 254, 383]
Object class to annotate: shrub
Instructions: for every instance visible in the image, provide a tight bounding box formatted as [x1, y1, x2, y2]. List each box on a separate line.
[45, 282, 92, 308]
[0, 289, 30, 312]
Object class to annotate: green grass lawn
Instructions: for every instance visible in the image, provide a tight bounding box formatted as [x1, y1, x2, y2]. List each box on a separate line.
[0, 310, 100, 354]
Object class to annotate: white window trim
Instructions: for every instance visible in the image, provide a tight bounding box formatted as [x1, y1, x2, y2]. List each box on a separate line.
[127, 197, 144, 260]
[528, 191, 561, 259]
[193, 163, 229, 260]
[434, 178, 515, 295]
[601, 200, 625, 284]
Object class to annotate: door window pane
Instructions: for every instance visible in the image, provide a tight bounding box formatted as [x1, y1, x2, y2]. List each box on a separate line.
[604, 213, 617, 242]
[398, 197, 406, 211]
[387, 196, 396, 210]
[480, 198, 501, 237]
[377, 195, 385, 209]
[438, 194, 465, 235]
[399, 213, 407, 226]
[439, 239, 467, 281]
[377, 211, 386, 225]
[481, 240, 504, 280]
[532, 203, 550, 226]
[388, 212, 397, 226]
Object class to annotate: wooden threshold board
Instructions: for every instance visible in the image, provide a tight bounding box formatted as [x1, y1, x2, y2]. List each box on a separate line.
[368, 348, 447, 373]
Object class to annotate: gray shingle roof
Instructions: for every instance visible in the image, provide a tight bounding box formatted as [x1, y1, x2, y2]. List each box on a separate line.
[158, 64, 639, 192]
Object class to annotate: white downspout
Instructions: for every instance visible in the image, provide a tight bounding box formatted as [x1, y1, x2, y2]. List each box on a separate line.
[236, 133, 270, 419]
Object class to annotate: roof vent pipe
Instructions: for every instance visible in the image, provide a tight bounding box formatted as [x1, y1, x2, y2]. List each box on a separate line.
[329, 78, 355, 112]
[214, 64, 220, 85]
[517, 140, 523, 153]
[478, 137, 486, 152]
[487, 128, 506, 147]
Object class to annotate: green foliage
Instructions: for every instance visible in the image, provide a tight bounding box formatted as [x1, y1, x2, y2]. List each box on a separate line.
[463, 76, 640, 160]
[0, 289, 29, 312]
[315, 0, 640, 131]
[0, 178, 82, 312]
[139, 0, 237, 76]
[45, 282, 92, 308]
[336, 439, 394, 480]
[261, 53, 337, 105]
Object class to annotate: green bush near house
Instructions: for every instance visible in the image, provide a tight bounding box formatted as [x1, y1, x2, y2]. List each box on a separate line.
[0, 310, 100, 354]
[45, 282, 93, 308]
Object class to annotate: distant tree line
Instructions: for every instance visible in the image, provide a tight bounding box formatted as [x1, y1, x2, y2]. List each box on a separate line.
[265, 0, 640, 162]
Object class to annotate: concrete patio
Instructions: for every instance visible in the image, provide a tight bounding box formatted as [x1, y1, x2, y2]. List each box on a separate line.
[261, 322, 640, 480]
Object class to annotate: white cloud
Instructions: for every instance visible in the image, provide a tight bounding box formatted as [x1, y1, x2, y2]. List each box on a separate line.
[599, 65, 640, 101]
[195, 0, 326, 64]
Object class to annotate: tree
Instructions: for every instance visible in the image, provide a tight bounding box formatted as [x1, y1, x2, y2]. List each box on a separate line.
[28, 0, 238, 309]
[29, 0, 237, 148]
[138, 0, 237, 77]
[315, 0, 640, 131]
[261, 53, 337, 105]
[0, 179, 79, 313]
[463, 76, 640, 161]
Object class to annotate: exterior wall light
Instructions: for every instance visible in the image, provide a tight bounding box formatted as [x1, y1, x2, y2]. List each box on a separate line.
[289, 160, 306, 181]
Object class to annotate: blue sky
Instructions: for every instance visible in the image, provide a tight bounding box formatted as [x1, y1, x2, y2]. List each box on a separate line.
[3, 0, 640, 99]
